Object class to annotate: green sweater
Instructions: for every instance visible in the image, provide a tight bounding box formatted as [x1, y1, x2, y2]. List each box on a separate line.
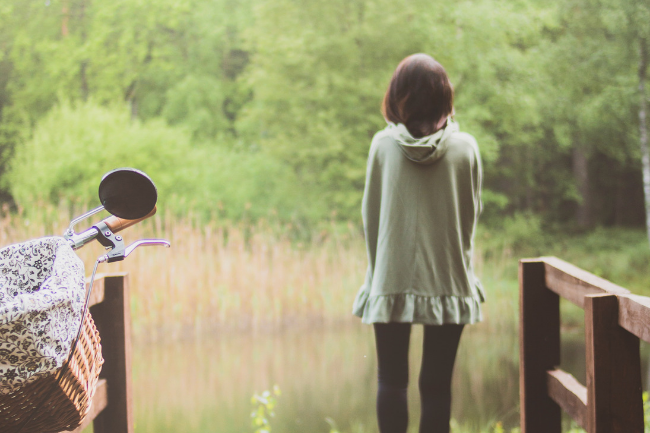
[352, 119, 484, 325]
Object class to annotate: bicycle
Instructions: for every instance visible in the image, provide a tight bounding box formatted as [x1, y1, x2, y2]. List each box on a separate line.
[0, 168, 170, 433]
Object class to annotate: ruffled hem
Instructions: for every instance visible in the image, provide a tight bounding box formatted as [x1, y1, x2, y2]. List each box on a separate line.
[352, 291, 483, 325]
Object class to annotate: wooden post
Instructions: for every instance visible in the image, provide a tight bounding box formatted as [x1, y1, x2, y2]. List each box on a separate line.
[584, 294, 643, 433]
[89, 275, 134, 433]
[519, 260, 561, 433]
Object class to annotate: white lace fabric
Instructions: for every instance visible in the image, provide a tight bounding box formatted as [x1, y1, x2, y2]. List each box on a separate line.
[0, 237, 85, 394]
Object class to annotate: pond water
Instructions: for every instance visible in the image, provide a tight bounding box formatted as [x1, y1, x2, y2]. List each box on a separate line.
[131, 322, 521, 433]
[129, 319, 650, 433]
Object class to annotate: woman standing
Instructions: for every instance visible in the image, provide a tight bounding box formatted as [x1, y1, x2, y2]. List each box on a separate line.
[352, 53, 484, 433]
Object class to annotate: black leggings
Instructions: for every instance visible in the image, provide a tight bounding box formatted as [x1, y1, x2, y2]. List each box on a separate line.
[373, 323, 464, 433]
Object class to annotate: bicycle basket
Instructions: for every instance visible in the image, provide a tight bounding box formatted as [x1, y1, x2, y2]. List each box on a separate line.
[0, 237, 104, 433]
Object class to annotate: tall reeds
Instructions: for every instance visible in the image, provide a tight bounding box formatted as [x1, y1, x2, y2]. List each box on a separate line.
[0, 203, 539, 344]
[0, 204, 368, 340]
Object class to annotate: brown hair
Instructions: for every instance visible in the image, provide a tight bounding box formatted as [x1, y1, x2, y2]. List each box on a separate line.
[381, 54, 454, 138]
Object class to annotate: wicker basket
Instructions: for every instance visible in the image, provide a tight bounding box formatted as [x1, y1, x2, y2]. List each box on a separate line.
[0, 312, 104, 433]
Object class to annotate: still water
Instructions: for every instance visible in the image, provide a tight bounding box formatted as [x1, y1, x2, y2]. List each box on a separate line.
[130, 320, 650, 433]
[131, 322, 520, 433]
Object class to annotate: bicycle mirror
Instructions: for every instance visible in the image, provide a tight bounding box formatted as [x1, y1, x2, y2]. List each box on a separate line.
[98, 168, 158, 220]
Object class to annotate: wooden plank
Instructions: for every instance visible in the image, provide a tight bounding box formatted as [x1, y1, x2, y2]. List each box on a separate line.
[86, 274, 105, 307]
[585, 294, 614, 433]
[85, 272, 127, 307]
[60, 379, 108, 433]
[89, 275, 134, 433]
[618, 294, 650, 343]
[585, 294, 643, 433]
[547, 369, 587, 429]
[608, 303, 644, 433]
[539, 257, 630, 309]
[519, 260, 561, 433]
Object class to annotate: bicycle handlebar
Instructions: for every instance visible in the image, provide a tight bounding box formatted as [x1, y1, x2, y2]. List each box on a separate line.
[67, 206, 158, 250]
[103, 206, 157, 233]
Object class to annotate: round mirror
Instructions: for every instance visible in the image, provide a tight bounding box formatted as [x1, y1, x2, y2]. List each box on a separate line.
[98, 168, 158, 219]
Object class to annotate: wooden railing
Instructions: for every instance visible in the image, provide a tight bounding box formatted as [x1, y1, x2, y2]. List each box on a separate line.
[519, 257, 650, 433]
[60, 273, 134, 433]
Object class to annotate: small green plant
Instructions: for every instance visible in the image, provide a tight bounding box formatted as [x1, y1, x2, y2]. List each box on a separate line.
[489, 421, 520, 433]
[250, 385, 281, 433]
[326, 417, 342, 433]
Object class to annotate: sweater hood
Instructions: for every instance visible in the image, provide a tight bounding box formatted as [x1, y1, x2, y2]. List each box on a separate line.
[387, 118, 459, 165]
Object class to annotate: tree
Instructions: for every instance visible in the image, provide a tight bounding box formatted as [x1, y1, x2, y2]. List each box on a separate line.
[239, 0, 556, 221]
[590, 0, 650, 237]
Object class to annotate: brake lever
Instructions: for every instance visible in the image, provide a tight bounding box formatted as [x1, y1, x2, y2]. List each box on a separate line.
[98, 239, 170, 263]
[125, 239, 171, 257]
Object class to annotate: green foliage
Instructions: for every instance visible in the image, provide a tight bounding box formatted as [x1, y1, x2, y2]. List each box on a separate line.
[479, 212, 545, 255]
[239, 0, 562, 220]
[8, 100, 187, 206]
[0, 0, 252, 136]
[8, 101, 316, 222]
[250, 386, 281, 433]
[0, 0, 648, 227]
[162, 75, 229, 140]
[478, 216, 650, 290]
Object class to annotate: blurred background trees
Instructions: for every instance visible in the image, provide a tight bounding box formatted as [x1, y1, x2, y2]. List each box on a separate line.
[0, 0, 648, 231]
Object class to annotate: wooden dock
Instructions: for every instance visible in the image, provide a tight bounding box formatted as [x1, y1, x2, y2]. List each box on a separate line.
[519, 257, 650, 433]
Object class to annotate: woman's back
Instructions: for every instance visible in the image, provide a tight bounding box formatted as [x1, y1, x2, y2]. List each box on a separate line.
[354, 120, 484, 324]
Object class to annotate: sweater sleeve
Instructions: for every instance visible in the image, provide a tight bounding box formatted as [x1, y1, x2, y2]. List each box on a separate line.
[474, 142, 483, 219]
[361, 139, 383, 275]
[456, 131, 483, 221]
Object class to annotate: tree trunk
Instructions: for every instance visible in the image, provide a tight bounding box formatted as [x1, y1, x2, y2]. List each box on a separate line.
[573, 144, 591, 227]
[124, 80, 138, 121]
[61, 0, 69, 37]
[639, 37, 650, 246]
[79, 0, 89, 101]
[80, 61, 89, 102]
[130, 98, 138, 121]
